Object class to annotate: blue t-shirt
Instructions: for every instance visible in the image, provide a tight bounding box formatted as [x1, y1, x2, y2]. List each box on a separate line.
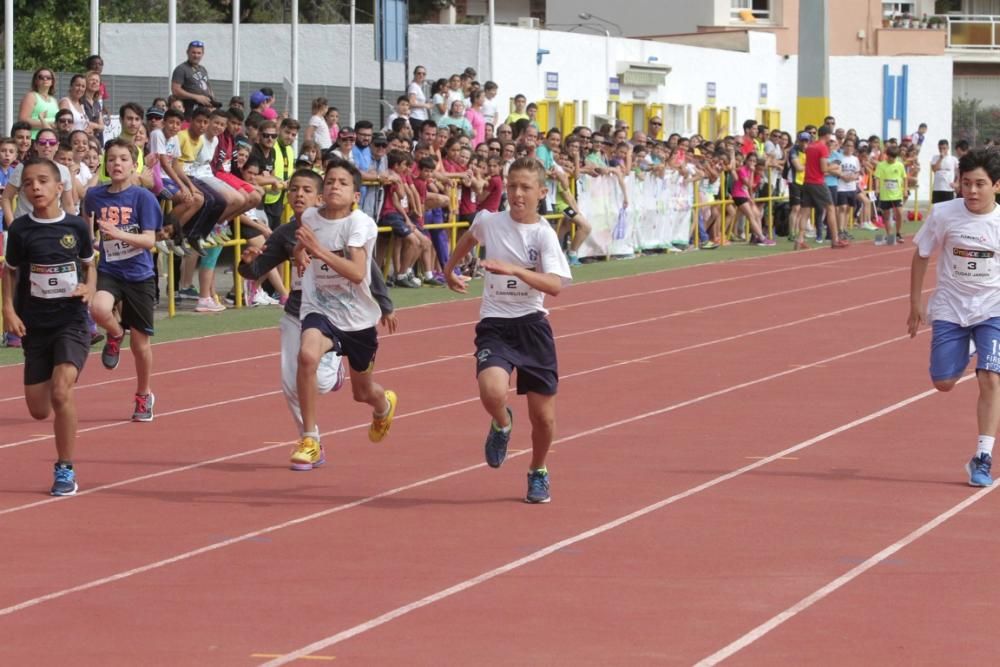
[0, 164, 12, 188]
[84, 184, 163, 281]
[352, 145, 373, 198]
[825, 150, 843, 188]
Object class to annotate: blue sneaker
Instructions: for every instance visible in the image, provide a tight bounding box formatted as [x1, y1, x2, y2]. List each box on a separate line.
[484, 407, 512, 468]
[51, 463, 78, 496]
[966, 453, 993, 487]
[525, 469, 551, 504]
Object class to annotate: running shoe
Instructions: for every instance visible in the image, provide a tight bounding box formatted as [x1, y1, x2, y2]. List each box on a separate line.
[90, 332, 105, 346]
[567, 253, 583, 266]
[368, 390, 397, 442]
[290, 436, 325, 471]
[4, 333, 21, 348]
[794, 241, 810, 251]
[831, 240, 850, 249]
[525, 469, 551, 504]
[132, 392, 155, 422]
[102, 333, 124, 370]
[701, 241, 719, 250]
[176, 286, 200, 301]
[51, 462, 78, 496]
[860, 221, 878, 231]
[966, 453, 993, 487]
[485, 407, 513, 469]
[195, 297, 226, 313]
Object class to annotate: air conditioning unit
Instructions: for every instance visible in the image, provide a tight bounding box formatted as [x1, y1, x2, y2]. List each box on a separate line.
[518, 16, 541, 29]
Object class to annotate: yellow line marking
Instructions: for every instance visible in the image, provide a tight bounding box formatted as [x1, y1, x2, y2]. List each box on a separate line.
[745, 456, 798, 461]
[251, 654, 335, 661]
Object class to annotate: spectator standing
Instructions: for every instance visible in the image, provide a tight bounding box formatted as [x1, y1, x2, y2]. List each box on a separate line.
[407, 66, 431, 132]
[171, 40, 216, 115]
[19, 68, 60, 139]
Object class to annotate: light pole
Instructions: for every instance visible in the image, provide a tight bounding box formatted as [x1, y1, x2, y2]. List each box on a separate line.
[578, 12, 622, 36]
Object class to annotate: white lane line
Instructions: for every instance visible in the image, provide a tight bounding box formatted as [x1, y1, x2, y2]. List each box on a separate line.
[0, 327, 935, 619]
[0, 244, 905, 388]
[0, 265, 907, 450]
[695, 463, 993, 666]
[259, 374, 972, 666]
[0, 288, 923, 514]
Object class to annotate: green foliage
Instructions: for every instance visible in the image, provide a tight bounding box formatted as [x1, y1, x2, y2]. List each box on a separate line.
[953, 96, 1000, 146]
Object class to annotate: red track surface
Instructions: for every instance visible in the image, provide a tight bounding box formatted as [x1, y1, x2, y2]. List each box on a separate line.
[1, 244, 993, 665]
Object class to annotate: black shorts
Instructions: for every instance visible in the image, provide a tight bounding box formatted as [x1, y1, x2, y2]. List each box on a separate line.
[788, 182, 801, 207]
[22, 321, 90, 386]
[879, 199, 902, 211]
[932, 191, 955, 204]
[474, 312, 558, 396]
[733, 196, 750, 207]
[836, 191, 858, 207]
[381, 212, 412, 238]
[301, 312, 378, 373]
[97, 273, 157, 336]
[801, 183, 833, 209]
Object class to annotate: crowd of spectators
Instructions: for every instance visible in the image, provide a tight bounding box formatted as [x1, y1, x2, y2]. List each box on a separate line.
[1, 40, 951, 349]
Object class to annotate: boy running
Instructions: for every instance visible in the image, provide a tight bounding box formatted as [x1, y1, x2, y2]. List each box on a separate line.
[909, 149, 1000, 487]
[84, 139, 163, 421]
[2, 158, 97, 495]
[292, 158, 397, 468]
[444, 157, 573, 503]
[239, 168, 397, 467]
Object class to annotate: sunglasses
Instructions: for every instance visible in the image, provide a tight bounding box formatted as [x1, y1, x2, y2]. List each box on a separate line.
[37, 74, 53, 81]
[262, 133, 278, 139]
[340, 136, 355, 141]
[650, 121, 662, 126]
[36, 139, 58, 146]
[189, 40, 205, 48]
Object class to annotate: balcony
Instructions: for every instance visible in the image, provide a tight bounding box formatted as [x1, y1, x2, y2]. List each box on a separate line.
[945, 14, 1000, 60]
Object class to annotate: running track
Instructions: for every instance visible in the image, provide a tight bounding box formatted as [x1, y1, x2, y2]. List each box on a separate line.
[0, 243, 993, 665]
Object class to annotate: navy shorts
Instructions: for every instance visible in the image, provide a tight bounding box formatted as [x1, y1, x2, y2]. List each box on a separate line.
[381, 212, 412, 238]
[930, 318, 1000, 382]
[22, 320, 91, 386]
[474, 312, 558, 395]
[836, 191, 858, 207]
[301, 312, 378, 373]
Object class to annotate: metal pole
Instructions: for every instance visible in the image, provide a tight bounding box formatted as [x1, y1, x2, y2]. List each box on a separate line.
[232, 0, 240, 100]
[168, 0, 177, 87]
[291, 0, 299, 120]
[349, 0, 356, 126]
[488, 0, 495, 80]
[4, 0, 13, 135]
[90, 0, 99, 55]
[378, 0, 385, 128]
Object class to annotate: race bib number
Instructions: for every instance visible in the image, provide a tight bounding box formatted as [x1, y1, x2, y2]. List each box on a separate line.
[102, 226, 143, 262]
[400, 194, 409, 211]
[29, 262, 78, 299]
[313, 260, 349, 293]
[884, 179, 900, 192]
[952, 248, 995, 283]
[486, 271, 534, 303]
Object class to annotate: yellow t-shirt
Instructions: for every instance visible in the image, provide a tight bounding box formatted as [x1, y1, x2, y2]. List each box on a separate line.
[874, 160, 907, 202]
[176, 130, 203, 168]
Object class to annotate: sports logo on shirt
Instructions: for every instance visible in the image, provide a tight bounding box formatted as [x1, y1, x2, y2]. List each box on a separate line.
[60, 234, 77, 249]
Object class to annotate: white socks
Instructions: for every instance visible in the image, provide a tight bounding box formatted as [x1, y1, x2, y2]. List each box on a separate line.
[977, 435, 994, 458]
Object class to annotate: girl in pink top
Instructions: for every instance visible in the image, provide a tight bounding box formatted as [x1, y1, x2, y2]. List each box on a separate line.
[730, 152, 773, 246]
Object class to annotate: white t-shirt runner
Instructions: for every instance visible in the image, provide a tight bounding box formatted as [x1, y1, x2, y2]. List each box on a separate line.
[298, 207, 381, 331]
[915, 198, 1000, 327]
[931, 154, 959, 192]
[470, 210, 572, 319]
[837, 155, 861, 192]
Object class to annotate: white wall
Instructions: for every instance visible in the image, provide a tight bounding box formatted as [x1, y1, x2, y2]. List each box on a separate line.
[544, 0, 714, 37]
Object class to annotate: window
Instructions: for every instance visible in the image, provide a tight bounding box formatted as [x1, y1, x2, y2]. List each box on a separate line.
[730, 0, 772, 22]
[882, 1, 915, 16]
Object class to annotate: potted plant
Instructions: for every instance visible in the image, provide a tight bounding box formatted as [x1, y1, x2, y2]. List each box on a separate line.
[919, 13, 929, 29]
[902, 13, 913, 28]
[891, 12, 901, 28]
[928, 15, 944, 30]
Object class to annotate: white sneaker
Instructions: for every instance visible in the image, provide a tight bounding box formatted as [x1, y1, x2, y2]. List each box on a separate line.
[195, 297, 226, 313]
[252, 290, 275, 307]
[860, 222, 878, 231]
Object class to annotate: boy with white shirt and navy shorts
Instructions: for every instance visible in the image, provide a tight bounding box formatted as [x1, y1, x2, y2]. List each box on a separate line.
[445, 157, 572, 503]
[910, 149, 1000, 487]
[292, 158, 398, 467]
